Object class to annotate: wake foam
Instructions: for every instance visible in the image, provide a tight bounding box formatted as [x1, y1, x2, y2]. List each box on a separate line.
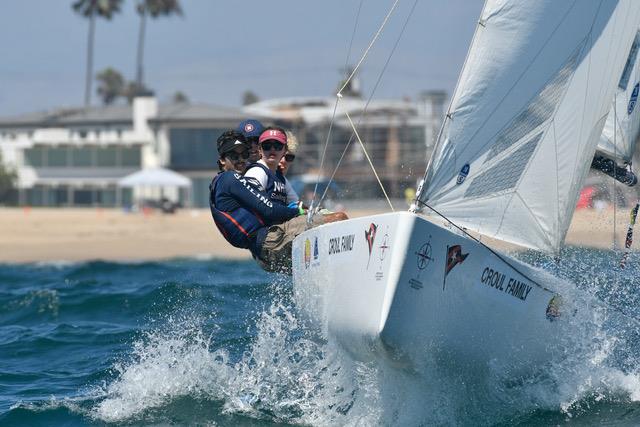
[88, 251, 640, 425]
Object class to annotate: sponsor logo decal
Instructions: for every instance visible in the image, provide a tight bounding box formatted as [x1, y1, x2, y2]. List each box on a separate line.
[480, 267, 533, 301]
[313, 237, 319, 261]
[365, 223, 378, 269]
[409, 237, 433, 290]
[329, 233, 355, 255]
[375, 228, 390, 281]
[244, 123, 255, 133]
[304, 238, 311, 268]
[546, 295, 561, 321]
[443, 244, 468, 290]
[456, 164, 470, 185]
[629, 83, 639, 115]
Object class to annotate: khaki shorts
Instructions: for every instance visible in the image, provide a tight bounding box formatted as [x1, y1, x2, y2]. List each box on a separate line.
[258, 215, 325, 274]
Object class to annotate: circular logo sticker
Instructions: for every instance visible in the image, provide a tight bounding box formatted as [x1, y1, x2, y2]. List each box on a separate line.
[244, 123, 254, 133]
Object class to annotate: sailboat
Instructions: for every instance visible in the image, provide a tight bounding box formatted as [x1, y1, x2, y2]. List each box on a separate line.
[291, 1, 640, 373]
[592, 28, 640, 185]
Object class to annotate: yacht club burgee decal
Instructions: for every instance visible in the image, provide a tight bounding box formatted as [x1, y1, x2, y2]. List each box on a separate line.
[443, 244, 468, 290]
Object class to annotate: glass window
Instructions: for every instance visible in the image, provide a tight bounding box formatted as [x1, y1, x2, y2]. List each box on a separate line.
[52, 186, 69, 206]
[48, 146, 69, 167]
[121, 188, 133, 208]
[121, 146, 141, 167]
[96, 187, 116, 207]
[191, 177, 213, 208]
[27, 186, 45, 206]
[73, 189, 93, 205]
[97, 146, 117, 167]
[169, 128, 225, 169]
[70, 147, 93, 167]
[24, 147, 44, 167]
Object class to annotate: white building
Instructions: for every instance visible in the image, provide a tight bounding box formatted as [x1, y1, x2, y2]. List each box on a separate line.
[245, 92, 447, 198]
[0, 97, 258, 208]
[0, 92, 447, 206]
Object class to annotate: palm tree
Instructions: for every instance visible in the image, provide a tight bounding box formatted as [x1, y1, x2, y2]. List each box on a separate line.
[135, 0, 183, 95]
[73, 0, 123, 107]
[96, 67, 125, 105]
[172, 91, 189, 103]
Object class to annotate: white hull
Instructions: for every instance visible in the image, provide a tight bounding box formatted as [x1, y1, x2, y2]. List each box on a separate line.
[292, 212, 565, 373]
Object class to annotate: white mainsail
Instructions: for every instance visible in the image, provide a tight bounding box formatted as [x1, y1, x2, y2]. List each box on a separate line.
[596, 30, 640, 164]
[416, 0, 640, 253]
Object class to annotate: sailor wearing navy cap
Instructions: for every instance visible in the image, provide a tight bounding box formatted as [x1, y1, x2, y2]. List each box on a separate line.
[209, 130, 301, 269]
[236, 119, 264, 163]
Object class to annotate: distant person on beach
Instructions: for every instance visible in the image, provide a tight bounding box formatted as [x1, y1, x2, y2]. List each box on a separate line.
[236, 119, 264, 163]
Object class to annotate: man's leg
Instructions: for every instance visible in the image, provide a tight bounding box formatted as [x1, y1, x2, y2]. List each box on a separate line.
[259, 215, 327, 274]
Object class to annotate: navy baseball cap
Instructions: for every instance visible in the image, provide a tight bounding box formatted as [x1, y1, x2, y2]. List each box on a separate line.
[237, 119, 264, 139]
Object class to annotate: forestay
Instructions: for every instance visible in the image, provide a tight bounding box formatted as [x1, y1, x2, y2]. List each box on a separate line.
[596, 29, 640, 164]
[417, 0, 640, 253]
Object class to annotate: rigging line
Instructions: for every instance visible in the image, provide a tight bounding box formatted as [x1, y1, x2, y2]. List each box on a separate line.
[316, 0, 419, 209]
[337, 0, 401, 96]
[414, 0, 490, 206]
[416, 183, 640, 328]
[413, 198, 554, 294]
[424, 1, 580, 200]
[309, 0, 367, 217]
[343, 0, 364, 71]
[345, 110, 395, 211]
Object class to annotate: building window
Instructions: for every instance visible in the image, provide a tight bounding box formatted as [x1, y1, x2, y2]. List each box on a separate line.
[48, 146, 69, 167]
[97, 146, 118, 167]
[24, 147, 45, 167]
[70, 147, 93, 167]
[121, 146, 141, 167]
[73, 189, 93, 205]
[169, 128, 226, 170]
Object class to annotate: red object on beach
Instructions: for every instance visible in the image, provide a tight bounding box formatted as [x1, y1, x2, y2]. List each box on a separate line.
[576, 186, 595, 209]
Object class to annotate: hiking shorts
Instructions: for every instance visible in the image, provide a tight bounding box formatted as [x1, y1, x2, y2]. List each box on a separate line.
[257, 214, 325, 274]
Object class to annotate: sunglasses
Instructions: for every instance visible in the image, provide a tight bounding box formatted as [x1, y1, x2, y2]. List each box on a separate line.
[224, 150, 249, 161]
[261, 141, 285, 151]
[284, 154, 296, 162]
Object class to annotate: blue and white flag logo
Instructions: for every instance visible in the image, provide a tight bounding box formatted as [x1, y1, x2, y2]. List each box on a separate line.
[456, 164, 470, 185]
[628, 83, 639, 115]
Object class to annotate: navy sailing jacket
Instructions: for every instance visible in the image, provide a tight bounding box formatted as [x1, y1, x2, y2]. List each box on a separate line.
[245, 162, 288, 205]
[209, 171, 298, 257]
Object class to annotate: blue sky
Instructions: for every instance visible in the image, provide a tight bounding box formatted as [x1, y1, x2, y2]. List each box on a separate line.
[0, 0, 482, 116]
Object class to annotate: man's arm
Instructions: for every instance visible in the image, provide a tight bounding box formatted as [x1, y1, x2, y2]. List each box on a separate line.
[284, 177, 299, 203]
[227, 173, 299, 222]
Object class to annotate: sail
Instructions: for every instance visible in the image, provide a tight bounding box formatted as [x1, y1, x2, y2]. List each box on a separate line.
[596, 30, 640, 164]
[416, 0, 640, 253]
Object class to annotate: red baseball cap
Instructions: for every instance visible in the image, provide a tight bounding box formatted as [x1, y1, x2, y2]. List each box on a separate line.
[258, 129, 287, 145]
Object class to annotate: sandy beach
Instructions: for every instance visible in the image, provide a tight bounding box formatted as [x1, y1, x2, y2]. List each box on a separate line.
[0, 205, 632, 263]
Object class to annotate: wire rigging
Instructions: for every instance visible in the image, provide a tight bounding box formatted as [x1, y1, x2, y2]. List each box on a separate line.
[314, 0, 418, 211]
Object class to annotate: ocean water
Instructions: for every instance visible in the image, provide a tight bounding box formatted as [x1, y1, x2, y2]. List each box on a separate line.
[2, 248, 640, 426]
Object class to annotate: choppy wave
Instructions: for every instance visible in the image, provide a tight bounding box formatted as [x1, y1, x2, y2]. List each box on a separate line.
[3, 250, 640, 425]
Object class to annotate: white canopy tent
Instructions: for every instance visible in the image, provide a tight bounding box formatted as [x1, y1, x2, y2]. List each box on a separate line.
[118, 167, 192, 208]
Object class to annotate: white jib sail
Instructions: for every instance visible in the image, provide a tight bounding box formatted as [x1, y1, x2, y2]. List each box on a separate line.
[596, 30, 640, 164]
[417, 0, 640, 253]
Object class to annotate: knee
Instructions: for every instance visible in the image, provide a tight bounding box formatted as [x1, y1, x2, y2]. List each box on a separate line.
[323, 211, 349, 223]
